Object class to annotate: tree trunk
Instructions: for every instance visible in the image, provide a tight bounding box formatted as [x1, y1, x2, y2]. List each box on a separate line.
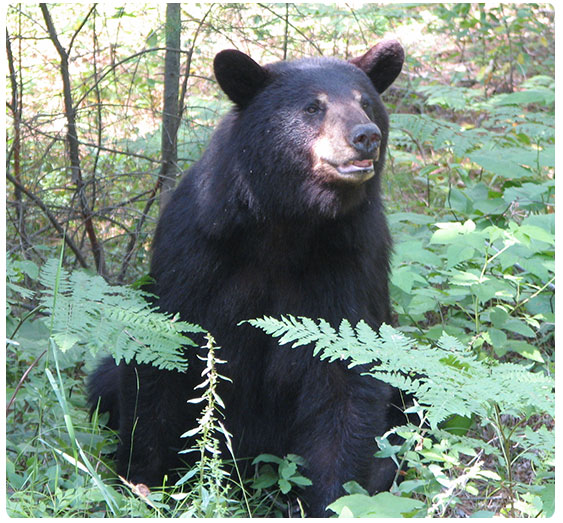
[40, 3, 106, 276]
[159, 3, 182, 213]
[6, 28, 26, 247]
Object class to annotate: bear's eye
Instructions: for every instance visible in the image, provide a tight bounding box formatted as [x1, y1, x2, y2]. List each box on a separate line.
[361, 99, 371, 110]
[305, 103, 321, 114]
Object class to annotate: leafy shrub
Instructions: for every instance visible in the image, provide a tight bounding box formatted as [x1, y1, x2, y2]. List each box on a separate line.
[6, 256, 207, 516]
[6, 257, 311, 518]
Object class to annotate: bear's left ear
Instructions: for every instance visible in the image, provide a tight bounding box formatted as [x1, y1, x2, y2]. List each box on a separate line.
[214, 49, 269, 107]
[350, 40, 404, 94]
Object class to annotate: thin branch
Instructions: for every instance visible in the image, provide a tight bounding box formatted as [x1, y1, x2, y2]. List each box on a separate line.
[74, 46, 193, 110]
[283, 3, 289, 60]
[40, 3, 107, 276]
[178, 5, 214, 121]
[6, 28, 27, 248]
[260, 3, 323, 55]
[68, 4, 97, 54]
[6, 172, 89, 269]
[6, 349, 47, 416]
[117, 176, 162, 283]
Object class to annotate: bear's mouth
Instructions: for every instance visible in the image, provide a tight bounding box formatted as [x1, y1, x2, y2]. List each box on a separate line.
[332, 159, 375, 183]
[336, 159, 373, 174]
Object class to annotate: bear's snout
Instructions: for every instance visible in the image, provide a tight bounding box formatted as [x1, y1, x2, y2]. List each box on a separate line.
[349, 122, 382, 158]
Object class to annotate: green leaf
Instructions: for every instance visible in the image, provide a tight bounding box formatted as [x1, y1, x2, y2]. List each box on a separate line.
[489, 306, 509, 328]
[447, 187, 472, 214]
[51, 332, 80, 353]
[393, 240, 442, 266]
[503, 183, 553, 209]
[449, 270, 482, 286]
[487, 328, 507, 349]
[342, 481, 369, 495]
[506, 340, 544, 362]
[516, 225, 555, 246]
[431, 220, 477, 245]
[251, 454, 283, 466]
[445, 244, 475, 268]
[538, 482, 555, 517]
[468, 150, 532, 178]
[251, 466, 278, 490]
[404, 292, 439, 316]
[441, 415, 474, 436]
[472, 195, 506, 216]
[518, 257, 552, 281]
[279, 461, 297, 480]
[471, 277, 516, 303]
[522, 212, 555, 235]
[145, 29, 158, 47]
[328, 492, 425, 518]
[503, 318, 536, 338]
[289, 476, 313, 487]
[15, 259, 40, 280]
[278, 478, 292, 494]
[391, 266, 426, 293]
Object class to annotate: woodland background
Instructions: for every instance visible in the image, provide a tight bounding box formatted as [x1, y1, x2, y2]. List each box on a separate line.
[5, 3, 555, 518]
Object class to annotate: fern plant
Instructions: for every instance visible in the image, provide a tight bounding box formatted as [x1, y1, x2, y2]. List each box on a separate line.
[38, 258, 203, 371]
[247, 317, 553, 428]
[246, 316, 555, 516]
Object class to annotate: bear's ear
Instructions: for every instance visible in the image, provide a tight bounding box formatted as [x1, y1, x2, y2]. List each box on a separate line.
[214, 49, 269, 107]
[350, 40, 404, 94]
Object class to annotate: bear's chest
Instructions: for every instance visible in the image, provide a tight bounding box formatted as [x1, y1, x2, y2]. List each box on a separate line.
[216, 246, 370, 325]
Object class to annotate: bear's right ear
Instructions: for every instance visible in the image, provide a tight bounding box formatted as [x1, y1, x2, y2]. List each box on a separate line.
[350, 40, 404, 94]
[214, 50, 269, 107]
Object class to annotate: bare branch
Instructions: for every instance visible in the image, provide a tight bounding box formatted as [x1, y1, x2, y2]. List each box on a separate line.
[6, 172, 89, 268]
[40, 3, 107, 276]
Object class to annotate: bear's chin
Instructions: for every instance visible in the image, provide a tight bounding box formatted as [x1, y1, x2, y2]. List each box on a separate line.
[302, 175, 371, 219]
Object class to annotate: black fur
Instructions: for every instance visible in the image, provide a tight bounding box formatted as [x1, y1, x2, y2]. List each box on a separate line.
[89, 41, 405, 517]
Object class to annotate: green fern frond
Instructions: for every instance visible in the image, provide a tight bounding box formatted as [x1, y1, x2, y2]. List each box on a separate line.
[39, 260, 204, 371]
[248, 316, 554, 429]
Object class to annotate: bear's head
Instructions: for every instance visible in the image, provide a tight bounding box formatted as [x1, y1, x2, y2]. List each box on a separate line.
[212, 42, 404, 219]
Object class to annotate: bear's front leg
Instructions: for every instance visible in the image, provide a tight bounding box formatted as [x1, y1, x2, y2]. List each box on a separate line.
[115, 364, 198, 486]
[290, 368, 397, 517]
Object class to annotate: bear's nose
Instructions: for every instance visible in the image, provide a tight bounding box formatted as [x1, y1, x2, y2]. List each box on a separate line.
[349, 123, 382, 156]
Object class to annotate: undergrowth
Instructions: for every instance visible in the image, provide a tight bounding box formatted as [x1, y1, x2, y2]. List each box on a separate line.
[6, 255, 311, 517]
[248, 316, 554, 517]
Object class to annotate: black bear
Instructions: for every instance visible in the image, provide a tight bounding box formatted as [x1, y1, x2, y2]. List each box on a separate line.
[89, 40, 405, 517]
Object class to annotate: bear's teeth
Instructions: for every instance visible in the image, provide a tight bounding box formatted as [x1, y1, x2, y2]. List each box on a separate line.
[351, 160, 372, 169]
[337, 160, 373, 174]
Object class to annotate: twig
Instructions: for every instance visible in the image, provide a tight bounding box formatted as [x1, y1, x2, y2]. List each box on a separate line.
[6, 172, 89, 268]
[6, 349, 48, 416]
[117, 176, 162, 283]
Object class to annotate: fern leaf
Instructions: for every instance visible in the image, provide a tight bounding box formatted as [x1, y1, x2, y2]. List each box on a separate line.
[248, 316, 554, 430]
[39, 260, 205, 371]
